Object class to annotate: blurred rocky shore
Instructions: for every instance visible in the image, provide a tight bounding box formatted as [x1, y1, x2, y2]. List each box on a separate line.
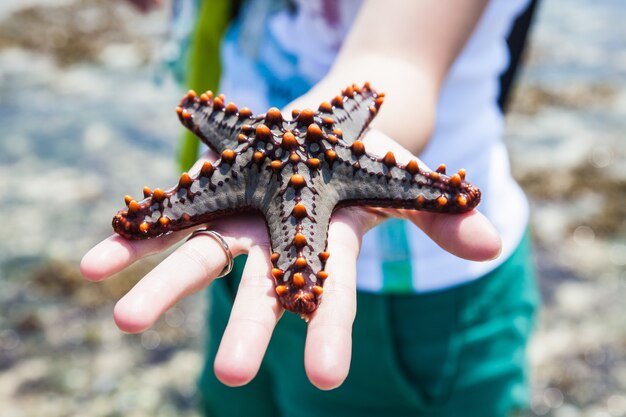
[0, 0, 625, 416]
[506, 1, 626, 414]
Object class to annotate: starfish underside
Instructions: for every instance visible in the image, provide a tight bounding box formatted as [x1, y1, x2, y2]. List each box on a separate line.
[112, 83, 481, 319]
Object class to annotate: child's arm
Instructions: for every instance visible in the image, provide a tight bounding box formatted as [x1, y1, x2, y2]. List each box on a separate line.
[288, 0, 488, 155]
[267, 1, 491, 388]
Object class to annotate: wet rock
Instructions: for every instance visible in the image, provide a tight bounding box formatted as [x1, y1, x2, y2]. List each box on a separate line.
[0, 0, 152, 67]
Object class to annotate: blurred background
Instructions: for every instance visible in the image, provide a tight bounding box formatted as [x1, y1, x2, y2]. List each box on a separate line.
[0, 0, 624, 416]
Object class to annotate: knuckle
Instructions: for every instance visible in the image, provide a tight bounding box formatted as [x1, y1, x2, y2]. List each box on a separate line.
[228, 316, 273, 338]
[177, 243, 221, 278]
[238, 273, 274, 291]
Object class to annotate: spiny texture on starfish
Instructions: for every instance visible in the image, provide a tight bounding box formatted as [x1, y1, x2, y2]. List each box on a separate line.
[112, 83, 481, 318]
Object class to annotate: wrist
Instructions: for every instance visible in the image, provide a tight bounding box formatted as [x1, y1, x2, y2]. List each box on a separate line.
[283, 60, 438, 156]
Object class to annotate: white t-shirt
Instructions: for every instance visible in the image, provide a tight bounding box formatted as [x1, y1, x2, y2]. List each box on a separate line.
[219, 0, 531, 293]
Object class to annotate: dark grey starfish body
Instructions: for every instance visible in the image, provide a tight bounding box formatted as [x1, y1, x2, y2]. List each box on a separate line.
[112, 83, 480, 318]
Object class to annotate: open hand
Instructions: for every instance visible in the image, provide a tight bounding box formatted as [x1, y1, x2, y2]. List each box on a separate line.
[80, 130, 501, 390]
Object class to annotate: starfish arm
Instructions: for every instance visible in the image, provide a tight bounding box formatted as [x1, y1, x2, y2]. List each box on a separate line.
[111, 82, 483, 318]
[329, 143, 481, 213]
[177, 90, 260, 154]
[112, 156, 254, 239]
[261, 164, 339, 319]
[315, 82, 384, 145]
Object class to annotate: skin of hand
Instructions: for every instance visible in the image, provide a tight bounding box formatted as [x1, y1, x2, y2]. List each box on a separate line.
[293, 0, 489, 155]
[81, 0, 496, 390]
[81, 132, 502, 390]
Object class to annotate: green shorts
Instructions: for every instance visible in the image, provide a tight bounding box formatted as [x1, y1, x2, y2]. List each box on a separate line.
[198, 231, 539, 417]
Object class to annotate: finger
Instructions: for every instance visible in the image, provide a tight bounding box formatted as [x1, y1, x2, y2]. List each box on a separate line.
[214, 244, 283, 387]
[407, 209, 502, 261]
[362, 131, 501, 259]
[304, 210, 360, 390]
[113, 229, 240, 333]
[80, 230, 191, 282]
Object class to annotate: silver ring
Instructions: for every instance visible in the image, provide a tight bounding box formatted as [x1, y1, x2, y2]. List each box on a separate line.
[186, 228, 234, 278]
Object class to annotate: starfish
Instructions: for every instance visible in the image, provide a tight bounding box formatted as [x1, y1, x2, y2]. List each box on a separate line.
[112, 82, 481, 318]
